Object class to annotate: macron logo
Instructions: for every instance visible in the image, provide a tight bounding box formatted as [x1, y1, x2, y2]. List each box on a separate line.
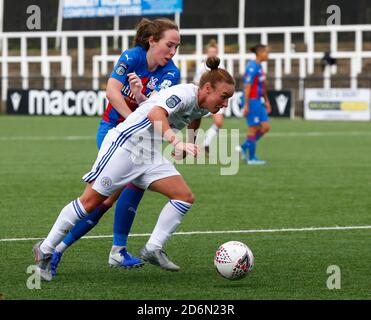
[125, 54, 133, 61]
[275, 94, 289, 115]
[11, 92, 22, 112]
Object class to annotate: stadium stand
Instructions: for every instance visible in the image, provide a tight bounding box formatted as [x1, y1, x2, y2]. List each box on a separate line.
[1, 25, 371, 116]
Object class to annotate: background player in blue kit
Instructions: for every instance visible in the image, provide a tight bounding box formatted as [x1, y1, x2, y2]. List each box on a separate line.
[237, 44, 271, 165]
[50, 18, 181, 275]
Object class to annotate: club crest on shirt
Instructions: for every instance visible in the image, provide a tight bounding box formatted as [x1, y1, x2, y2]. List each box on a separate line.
[115, 63, 128, 76]
[147, 76, 159, 90]
[100, 176, 113, 189]
[160, 79, 172, 90]
[166, 95, 181, 108]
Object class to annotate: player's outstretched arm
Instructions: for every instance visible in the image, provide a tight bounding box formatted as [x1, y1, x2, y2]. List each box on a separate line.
[147, 106, 200, 157]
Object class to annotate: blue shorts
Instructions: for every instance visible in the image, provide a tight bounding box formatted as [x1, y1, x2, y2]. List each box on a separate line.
[246, 99, 269, 127]
[96, 120, 115, 149]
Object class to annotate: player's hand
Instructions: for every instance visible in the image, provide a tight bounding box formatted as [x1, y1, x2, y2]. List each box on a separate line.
[173, 142, 200, 158]
[171, 149, 187, 160]
[243, 104, 249, 117]
[265, 101, 272, 114]
[128, 72, 143, 98]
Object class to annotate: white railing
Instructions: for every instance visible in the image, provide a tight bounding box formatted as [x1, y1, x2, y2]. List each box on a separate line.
[0, 56, 72, 100]
[1, 24, 371, 101]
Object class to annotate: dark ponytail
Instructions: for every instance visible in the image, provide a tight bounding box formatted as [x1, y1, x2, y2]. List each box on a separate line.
[250, 44, 267, 55]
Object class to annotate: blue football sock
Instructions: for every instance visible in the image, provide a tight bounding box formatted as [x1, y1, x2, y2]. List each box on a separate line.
[63, 204, 111, 247]
[113, 184, 145, 247]
[255, 130, 263, 141]
[241, 137, 250, 152]
[247, 135, 256, 160]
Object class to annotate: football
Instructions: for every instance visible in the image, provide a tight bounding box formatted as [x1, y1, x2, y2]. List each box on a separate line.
[214, 241, 254, 280]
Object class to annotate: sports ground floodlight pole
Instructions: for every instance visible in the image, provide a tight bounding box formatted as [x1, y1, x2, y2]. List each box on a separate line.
[238, 0, 245, 29]
[0, 0, 3, 50]
[238, 0, 245, 75]
[175, 11, 180, 28]
[304, 0, 311, 44]
[56, 0, 64, 49]
[113, 13, 119, 50]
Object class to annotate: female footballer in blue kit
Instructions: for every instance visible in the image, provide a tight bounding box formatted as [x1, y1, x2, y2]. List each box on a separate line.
[33, 57, 235, 280]
[50, 18, 181, 276]
[237, 44, 271, 165]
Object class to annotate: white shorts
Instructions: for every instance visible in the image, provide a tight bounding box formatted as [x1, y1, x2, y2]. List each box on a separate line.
[82, 129, 181, 196]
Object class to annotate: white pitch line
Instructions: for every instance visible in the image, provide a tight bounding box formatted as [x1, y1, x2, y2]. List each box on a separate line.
[0, 136, 94, 141]
[234, 131, 371, 138]
[266, 131, 371, 138]
[1, 225, 370, 242]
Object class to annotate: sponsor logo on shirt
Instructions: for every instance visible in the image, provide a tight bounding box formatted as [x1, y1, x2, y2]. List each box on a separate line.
[121, 85, 136, 101]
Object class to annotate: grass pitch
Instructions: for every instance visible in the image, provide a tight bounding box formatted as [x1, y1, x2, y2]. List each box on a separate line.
[0, 115, 370, 300]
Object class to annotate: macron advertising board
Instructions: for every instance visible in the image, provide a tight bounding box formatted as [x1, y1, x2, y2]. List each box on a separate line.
[6, 89, 291, 118]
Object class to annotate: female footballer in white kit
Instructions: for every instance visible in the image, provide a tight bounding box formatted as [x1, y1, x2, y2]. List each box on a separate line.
[33, 57, 235, 280]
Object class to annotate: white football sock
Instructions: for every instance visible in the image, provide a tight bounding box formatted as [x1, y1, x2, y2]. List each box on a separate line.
[40, 198, 87, 255]
[204, 124, 219, 147]
[146, 200, 192, 251]
[111, 245, 126, 254]
[55, 241, 69, 254]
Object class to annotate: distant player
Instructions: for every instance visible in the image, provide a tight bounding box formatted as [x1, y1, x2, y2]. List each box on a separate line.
[237, 44, 271, 165]
[33, 57, 235, 280]
[193, 39, 225, 153]
[49, 18, 181, 276]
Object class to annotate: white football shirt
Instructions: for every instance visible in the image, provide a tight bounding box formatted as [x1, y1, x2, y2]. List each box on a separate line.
[112, 83, 209, 159]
